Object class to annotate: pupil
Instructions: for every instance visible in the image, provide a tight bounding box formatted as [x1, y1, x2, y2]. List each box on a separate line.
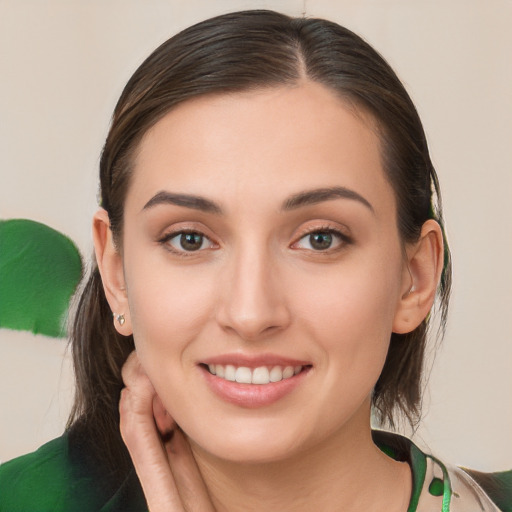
[310, 232, 332, 250]
[180, 233, 202, 251]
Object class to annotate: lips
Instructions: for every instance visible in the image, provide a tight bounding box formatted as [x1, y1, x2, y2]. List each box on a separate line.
[199, 354, 312, 408]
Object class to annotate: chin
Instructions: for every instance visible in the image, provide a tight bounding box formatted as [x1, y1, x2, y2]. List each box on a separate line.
[196, 439, 304, 465]
[185, 417, 313, 465]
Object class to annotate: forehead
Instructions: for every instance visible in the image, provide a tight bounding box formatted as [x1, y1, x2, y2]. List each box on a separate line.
[126, 82, 395, 216]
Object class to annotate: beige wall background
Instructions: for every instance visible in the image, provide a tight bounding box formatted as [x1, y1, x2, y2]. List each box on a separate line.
[1, 0, 511, 471]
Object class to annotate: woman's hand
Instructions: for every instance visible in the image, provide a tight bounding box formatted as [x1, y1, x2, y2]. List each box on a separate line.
[120, 351, 215, 511]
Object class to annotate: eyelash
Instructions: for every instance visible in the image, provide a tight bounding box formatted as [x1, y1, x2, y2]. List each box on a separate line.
[292, 226, 352, 253]
[158, 225, 352, 256]
[158, 229, 217, 256]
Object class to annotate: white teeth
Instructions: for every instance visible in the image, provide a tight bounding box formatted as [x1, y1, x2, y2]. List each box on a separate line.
[225, 365, 236, 381]
[235, 367, 252, 383]
[269, 366, 283, 382]
[282, 366, 294, 379]
[252, 366, 270, 384]
[207, 364, 304, 385]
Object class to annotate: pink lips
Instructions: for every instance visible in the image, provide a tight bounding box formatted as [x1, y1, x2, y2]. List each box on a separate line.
[202, 353, 310, 368]
[199, 353, 312, 408]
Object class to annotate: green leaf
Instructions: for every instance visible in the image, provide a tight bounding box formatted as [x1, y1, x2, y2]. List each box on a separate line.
[0, 219, 82, 338]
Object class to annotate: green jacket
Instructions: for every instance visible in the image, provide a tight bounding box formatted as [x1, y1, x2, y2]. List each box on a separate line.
[1, 430, 510, 511]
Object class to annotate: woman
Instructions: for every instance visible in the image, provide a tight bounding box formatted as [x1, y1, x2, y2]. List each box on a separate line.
[0, 10, 510, 512]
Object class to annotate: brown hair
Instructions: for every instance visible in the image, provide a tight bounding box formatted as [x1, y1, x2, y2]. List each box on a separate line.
[68, 9, 451, 476]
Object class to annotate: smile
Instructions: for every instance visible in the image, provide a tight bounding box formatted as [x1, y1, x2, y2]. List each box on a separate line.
[207, 364, 303, 385]
[200, 357, 312, 407]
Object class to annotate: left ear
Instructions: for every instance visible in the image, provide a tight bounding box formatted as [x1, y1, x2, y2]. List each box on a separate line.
[393, 219, 444, 334]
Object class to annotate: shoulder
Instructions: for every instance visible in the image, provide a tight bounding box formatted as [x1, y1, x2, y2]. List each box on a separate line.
[462, 468, 512, 512]
[0, 435, 73, 511]
[0, 433, 146, 512]
[373, 430, 512, 511]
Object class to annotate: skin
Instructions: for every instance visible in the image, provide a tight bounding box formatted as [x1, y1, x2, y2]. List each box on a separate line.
[94, 81, 444, 511]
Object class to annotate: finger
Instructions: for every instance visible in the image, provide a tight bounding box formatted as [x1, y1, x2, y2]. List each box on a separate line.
[122, 352, 175, 438]
[166, 428, 216, 512]
[120, 352, 186, 511]
[120, 387, 186, 511]
[121, 350, 140, 383]
[153, 394, 175, 437]
[122, 351, 153, 396]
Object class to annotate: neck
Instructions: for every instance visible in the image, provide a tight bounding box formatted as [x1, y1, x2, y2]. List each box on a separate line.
[190, 407, 411, 512]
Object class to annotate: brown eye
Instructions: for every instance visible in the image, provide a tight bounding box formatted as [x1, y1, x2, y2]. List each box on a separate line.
[309, 232, 333, 250]
[180, 233, 204, 251]
[166, 231, 213, 252]
[294, 229, 348, 252]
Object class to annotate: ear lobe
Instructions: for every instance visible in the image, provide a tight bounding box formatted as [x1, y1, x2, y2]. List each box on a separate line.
[92, 209, 133, 336]
[393, 219, 444, 334]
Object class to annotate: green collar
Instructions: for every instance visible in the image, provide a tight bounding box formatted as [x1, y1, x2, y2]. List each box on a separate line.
[372, 430, 452, 512]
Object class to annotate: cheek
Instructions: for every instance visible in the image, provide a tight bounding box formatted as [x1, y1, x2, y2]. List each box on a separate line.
[123, 250, 215, 376]
[287, 260, 402, 432]
[123, 265, 216, 422]
[290, 250, 403, 376]
[292, 251, 402, 339]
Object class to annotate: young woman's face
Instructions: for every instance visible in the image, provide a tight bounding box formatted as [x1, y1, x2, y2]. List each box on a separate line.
[121, 82, 410, 463]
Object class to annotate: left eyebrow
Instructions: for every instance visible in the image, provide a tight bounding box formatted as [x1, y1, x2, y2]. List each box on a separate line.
[282, 187, 374, 214]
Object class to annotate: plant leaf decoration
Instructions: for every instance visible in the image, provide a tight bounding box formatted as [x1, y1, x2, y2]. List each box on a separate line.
[0, 219, 82, 338]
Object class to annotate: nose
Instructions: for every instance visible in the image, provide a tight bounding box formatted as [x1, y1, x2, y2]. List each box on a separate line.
[216, 245, 291, 341]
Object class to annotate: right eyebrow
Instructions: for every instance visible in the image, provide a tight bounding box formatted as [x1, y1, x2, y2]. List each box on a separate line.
[142, 191, 223, 214]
